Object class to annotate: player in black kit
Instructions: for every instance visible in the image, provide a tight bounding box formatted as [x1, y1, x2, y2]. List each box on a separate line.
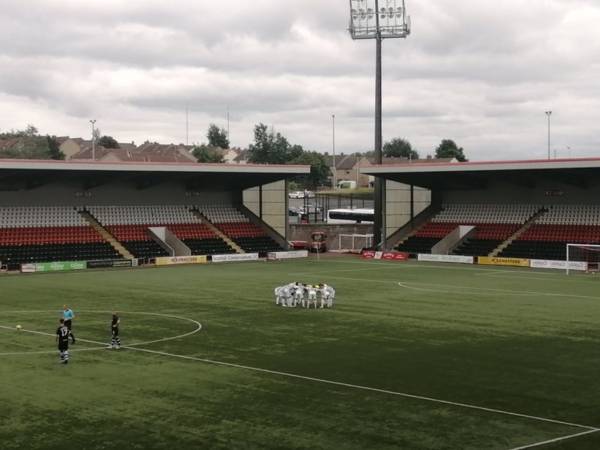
[56, 318, 71, 364]
[110, 312, 121, 350]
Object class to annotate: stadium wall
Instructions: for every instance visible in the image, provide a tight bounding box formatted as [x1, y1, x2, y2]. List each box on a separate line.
[386, 181, 431, 238]
[0, 181, 234, 206]
[441, 179, 600, 205]
[243, 180, 287, 238]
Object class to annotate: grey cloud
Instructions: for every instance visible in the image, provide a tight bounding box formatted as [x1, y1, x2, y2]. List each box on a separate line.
[0, 0, 599, 161]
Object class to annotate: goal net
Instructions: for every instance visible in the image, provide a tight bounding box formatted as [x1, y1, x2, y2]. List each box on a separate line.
[566, 244, 600, 274]
[336, 234, 374, 253]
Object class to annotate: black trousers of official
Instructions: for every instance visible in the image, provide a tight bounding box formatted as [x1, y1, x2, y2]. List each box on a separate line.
[64, 319, 75, 343]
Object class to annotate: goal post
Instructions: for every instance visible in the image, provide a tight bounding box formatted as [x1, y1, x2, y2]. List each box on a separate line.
[336, 234, 374, 253]
[566, 243, 600, 275]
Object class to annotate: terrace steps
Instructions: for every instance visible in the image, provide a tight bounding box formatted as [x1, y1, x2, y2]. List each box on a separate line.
[79, 210, 135, 260]
[189, 209, 244, 254]
[489, 208, 547, 257]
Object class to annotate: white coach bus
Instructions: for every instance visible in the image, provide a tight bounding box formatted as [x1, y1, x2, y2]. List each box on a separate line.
[326, 208, 374, 224]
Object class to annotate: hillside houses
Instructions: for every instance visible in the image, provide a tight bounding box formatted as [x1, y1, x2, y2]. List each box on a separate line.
[329, 155, 456, 188]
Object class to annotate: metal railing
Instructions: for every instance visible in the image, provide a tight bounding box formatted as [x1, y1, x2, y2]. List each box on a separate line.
[289, 192, 374, 224]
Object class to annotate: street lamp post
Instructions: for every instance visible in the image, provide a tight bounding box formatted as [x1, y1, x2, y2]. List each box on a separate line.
[332, 114, 337, 190]
[89, 119, 97, 160]
[545, 111, 552, 160]
[349, 0, 411, 250]
[227, 105, 230, 144]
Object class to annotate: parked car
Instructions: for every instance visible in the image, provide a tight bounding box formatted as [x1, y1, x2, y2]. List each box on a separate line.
[300, 204, 322, 214]
[337, 181, 357, 189]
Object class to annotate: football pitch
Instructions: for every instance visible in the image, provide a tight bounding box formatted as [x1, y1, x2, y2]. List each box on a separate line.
[1, 256, 600, 450]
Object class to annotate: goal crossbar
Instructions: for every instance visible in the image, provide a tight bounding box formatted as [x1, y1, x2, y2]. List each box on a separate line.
[566, 243, 600, 275]
[337, 234, 374, 253]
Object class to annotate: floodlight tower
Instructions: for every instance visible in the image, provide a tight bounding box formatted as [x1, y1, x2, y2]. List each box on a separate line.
[349, 0, 410, 250]
[89, 119, 97, 160]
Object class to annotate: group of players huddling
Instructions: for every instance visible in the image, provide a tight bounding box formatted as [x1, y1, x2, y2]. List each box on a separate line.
[274, 283, 335, 309]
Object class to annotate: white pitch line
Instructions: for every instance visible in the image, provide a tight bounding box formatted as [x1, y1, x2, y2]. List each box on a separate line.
[4, 325, 599, 441]
[299, 271, 600, 301]
[0, 325, 111, 355]
[396, 281, 600, 300]
[509, 428, 600, 450]
[303, 258, 597, 283]
[0, 346, 107, 356]
[114, 344, 599, 432]
[0, 310, 202, 356]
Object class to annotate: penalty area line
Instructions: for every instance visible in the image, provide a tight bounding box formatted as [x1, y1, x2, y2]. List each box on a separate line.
[4, 325, 598, 443]
[509, 428, 600, 450]
[122, 345, 597, 432]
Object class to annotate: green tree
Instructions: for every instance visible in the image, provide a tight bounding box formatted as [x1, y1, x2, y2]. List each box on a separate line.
[24, 124, 38, 137]
[0, 124, 38, 139]
[247, 123, 292, 164]
[291, 151, 331, 189]
[207, 124, 229, 149]
[46, 136, 65, 160]
[435, 139, 467, 162]
[97, 135, 120, 149]
[383, 138, 419, 159]
[192, 144, 225, 163]
[0, 125, 66, 160]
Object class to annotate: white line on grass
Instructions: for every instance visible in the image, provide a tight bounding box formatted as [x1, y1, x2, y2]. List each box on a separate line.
[295, 271, 600, 301]
[509, 428, 600, 449]
[0, 325, 127, 356]
[396, 281, 600, 300]
[0, 310, 202, 356]
[4, 324, 599, 447]
[111, 346, 600, 432]
[0, 346, 107, 356]
[304, 258, 596, 283]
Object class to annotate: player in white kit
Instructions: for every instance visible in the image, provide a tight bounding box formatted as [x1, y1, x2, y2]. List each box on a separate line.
[280, 286, 292, 307]
[289, 283, 301, 308]
[307, 285, 318, 309]
[274, 286, 283, 306]
[320, 284, 335, 308]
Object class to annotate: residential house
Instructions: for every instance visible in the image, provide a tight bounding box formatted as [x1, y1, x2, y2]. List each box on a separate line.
[69, 141, 196, 163]
[221, 147, 246, 164]
[328, 155, 369, 188]
[136, 142, 196, 163]
[329, 155, 457, 188]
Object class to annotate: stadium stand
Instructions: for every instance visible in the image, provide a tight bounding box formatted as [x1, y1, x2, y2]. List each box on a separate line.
[0, 206, 119, 269]
[87, 205, 235, 258]
[397, 204, 540, 256]
[198, 205, 284, 255]
[500, 205, 600, 260]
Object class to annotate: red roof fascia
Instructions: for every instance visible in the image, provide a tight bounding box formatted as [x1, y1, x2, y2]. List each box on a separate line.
[0, 158, 309, 169]
[362, 157, 600, 168]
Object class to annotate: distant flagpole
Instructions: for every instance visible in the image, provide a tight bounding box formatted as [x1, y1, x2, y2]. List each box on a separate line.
[185, 104, 189, 146]
[227, 105, 230, 145]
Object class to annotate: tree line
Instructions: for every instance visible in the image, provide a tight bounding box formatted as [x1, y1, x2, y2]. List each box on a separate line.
[1, 123, 467, 189]
[0, 125, 64, 160]
[193, 123, 468, 188]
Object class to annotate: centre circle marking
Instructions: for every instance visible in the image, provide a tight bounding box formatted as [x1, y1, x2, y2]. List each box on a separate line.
[0, 310, 202, 357]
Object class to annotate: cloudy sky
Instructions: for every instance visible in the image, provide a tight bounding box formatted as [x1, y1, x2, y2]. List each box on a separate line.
[1, 0, 599, 160]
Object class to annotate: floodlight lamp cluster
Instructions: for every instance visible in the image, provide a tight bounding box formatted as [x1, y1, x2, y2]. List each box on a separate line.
[349, 0, 411, 40]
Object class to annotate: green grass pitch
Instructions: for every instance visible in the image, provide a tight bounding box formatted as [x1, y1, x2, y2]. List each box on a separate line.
[1, 256, 600, 449]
